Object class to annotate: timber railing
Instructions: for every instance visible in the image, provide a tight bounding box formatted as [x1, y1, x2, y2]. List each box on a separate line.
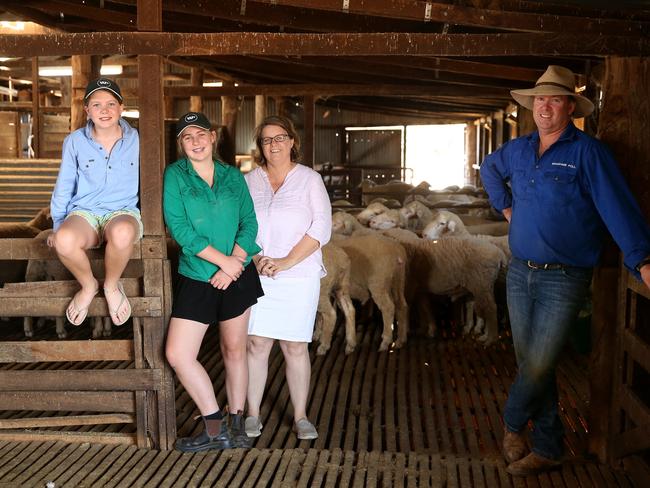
[0, 236, 176, 449]
[609, 262, 650, 484]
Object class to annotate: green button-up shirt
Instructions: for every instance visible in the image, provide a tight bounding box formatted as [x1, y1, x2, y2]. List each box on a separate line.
[163, 158, 261, 282]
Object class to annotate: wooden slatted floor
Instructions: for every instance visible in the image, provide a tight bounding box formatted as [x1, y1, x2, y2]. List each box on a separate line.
[0, 317, 636, 487]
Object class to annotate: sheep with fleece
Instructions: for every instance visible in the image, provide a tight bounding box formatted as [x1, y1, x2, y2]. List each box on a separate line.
[313, 243, 356, 355]
[332, 211, 374, 237]
[356, 201, 390, 226]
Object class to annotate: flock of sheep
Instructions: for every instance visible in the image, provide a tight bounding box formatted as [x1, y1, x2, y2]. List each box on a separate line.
[315, 180, 511, 355]
[0, 180, 511, 355]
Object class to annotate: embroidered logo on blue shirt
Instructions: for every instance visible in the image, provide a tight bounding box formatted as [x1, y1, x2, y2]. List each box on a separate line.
[551, 162, 576, 169]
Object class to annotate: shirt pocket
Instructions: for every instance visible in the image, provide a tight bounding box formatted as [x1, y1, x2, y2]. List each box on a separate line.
[78, 158, 104, 186]
[542, 170, 578, 205]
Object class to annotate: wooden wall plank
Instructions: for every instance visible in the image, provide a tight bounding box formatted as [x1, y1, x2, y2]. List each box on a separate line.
[0, 296, 161, 317]
[0, 413, 134, 429]
[0, 391, 135, 412]
[0, 339, 134, 363]
[0, 369, 162, 391]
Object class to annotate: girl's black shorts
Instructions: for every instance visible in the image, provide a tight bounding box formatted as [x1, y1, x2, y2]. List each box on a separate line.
[171, 262, 263, 325]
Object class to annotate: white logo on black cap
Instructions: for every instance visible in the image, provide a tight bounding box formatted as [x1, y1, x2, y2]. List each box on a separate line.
[185, 114, 198, 122]
[98, 79, 111, 86]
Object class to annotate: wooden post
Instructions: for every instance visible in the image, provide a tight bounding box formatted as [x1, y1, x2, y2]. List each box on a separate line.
[493, 110, 504, 148]
[516, 106, 536, 136]
[31, 57, 40, 158]
[255, 94, 266, 127]
[189, 67, 203, 113]
[465, 121, 477, 186]
[590, 56, 650, 463]
[303, 95, 315, 167]
[71, 55, 101, 131]
[220, 94, 238, 165]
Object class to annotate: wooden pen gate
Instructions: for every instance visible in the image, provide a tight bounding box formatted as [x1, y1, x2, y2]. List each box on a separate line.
[0, 236, 176, 449]
[610, 264, 650, 481]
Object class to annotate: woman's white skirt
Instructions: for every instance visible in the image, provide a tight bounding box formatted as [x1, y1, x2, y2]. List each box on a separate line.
[248, 274, 321, 342]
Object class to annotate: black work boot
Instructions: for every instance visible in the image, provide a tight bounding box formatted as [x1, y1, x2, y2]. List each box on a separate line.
[175, 416, 232, 452]
[230, 410, 253, 448]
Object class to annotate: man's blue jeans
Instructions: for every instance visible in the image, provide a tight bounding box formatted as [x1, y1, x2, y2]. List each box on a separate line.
[503, 258, 592, 460]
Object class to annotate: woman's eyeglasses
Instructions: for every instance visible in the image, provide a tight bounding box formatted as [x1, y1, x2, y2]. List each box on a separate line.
[261, 134, 290, 145]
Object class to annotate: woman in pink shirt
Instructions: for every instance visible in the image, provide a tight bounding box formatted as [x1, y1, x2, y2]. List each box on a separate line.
[244, 115, 331, 440]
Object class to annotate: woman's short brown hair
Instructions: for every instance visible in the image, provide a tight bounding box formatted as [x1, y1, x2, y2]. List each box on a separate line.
[253, 115, 301, 165]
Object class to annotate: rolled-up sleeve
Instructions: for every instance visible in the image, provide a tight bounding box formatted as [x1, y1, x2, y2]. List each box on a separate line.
[480, 147, 513, 212]
[162, 167, 210, 256]
[234, 172, 262, 256]
[306, 173, 332, 247]
[50, 135, 79, 231]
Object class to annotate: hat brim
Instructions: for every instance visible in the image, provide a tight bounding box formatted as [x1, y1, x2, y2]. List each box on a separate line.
[84, 87, 123, 103]
[510, 85, 594, 118]
[176, 123, 212, 138]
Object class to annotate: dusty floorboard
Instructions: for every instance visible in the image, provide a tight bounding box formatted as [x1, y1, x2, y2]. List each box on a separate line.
[0, 317, 635, 487]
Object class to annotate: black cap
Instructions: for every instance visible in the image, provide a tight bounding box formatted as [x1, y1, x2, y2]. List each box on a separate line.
[176, 112, 211, 138]
[84, 78, 123, 103]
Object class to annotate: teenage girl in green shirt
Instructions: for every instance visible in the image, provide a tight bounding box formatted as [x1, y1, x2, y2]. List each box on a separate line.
[163, 112, 263, 452]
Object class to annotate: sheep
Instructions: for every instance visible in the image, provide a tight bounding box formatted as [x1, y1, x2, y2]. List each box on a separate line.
[359, 180, 414, 205]
[423, 210, 510, 258]
[332, 211, 374, 237]
[27, 206, 53, 231]
[314, 243, 356, 355]
[356, 202, 390, 226]
[0, 223, 40, 239]
[23, 229, 111, 339]
[384, 234, 506, 345]
[334, 234, 409, 352]
[367, 209, 408, 230]
[399, 200, 437, 231]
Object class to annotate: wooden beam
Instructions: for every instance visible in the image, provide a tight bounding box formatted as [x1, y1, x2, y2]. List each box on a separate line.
[165, 83, 511, 99]
[0, 391, 135, 412]
[138, 0, 162, 31]
[255, 95, 266, 128]
[71, 55, 101, 131]
[0, 430, 137, 445]
[248, 0, 650, 36]
[0, 296, 161, 317]
[0, 414, 135, 429]
[303, 95, 315, 167]
[0, 369, 162, 391]
[190, 67, 204, 113]
[0, 340, 134, 363]
[1, 32, 649, 57]
[31, 57, 39, 158]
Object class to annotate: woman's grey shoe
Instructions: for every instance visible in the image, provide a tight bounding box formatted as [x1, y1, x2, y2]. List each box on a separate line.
[294, 418, 318, 440]
[245, 416, 263, 437]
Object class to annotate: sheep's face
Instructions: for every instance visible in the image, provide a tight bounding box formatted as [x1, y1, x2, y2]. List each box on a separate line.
[369, 213, 398, 230]
[422, 218, 449, 239]
[356, 203, 388, 225]
[332, 212, 351, 234]
[399, 207, 415, 219]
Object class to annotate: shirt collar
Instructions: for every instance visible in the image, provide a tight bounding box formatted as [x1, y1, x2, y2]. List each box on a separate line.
[83, 117, 132, 141]
[178, 158, 229, 177]
[527, 121, 578, 147]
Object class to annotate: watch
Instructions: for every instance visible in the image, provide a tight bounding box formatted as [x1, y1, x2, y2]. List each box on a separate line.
[635, 257, 650, 272]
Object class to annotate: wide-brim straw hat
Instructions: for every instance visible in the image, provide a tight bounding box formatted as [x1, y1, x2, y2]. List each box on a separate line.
[510, 65, 594, 118]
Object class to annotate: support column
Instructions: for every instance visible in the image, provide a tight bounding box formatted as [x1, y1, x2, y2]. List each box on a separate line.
[303, 95, 315, 167]
[465, 121, 477, 186]
[220, 94, 238, 165]
[590, 56, 650, 463]
[516, 106, 536, 136]
[71, 55, 101, 131]
[189, 68, 203, 113]
[255, 94, 266, 128]
[31, 57, 40, 158]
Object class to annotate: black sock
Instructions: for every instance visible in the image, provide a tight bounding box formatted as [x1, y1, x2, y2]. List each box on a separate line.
[204, 410, 223, 420]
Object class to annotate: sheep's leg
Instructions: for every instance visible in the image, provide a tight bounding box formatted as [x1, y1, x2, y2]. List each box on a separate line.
[416, 294, 437, 338]
[391, 260, 409, 348]
[474, 296, 498, 345]
[103, 317, 112, 337]
[55, 317, 67, 339]
[313, 313, 323, 341]
[463, 300, 475, 335]
[23, 317, 34, 338]
[335, 290, 357, 354]
[369, 286, 396, 352]
[316, 297, 337, 356]
[92, 317, 103, 339]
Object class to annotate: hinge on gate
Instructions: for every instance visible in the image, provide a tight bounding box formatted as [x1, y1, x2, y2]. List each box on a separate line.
[342, 0, 350, 13]
[424, 2, 432, 22]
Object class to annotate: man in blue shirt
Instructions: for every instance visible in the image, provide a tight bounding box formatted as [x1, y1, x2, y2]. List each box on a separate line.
[480, 65, 650, 476]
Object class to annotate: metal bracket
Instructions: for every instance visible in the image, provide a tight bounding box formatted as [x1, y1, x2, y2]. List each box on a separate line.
[424, 2, 432, 22]
[342, 0, 350, 13]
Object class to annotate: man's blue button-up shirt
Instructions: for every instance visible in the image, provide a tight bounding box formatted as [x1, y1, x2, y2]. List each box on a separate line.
[480, 122, 650, 274]
[51, 118, 140, 230]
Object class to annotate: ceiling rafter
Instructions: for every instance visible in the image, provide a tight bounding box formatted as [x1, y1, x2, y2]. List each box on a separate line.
[1, 32, 648, 57]
[248, 0, 650, 36]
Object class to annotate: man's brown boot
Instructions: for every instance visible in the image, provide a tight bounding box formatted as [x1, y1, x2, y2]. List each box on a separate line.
[502, 428, 527, 464]
[506, 452, 561, 476]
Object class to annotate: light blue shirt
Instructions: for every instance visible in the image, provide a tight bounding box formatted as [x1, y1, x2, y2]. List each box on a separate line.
[51, 118, 140, 230]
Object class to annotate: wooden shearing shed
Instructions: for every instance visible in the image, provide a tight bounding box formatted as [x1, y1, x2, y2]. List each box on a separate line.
[0, 0, 649, 486]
